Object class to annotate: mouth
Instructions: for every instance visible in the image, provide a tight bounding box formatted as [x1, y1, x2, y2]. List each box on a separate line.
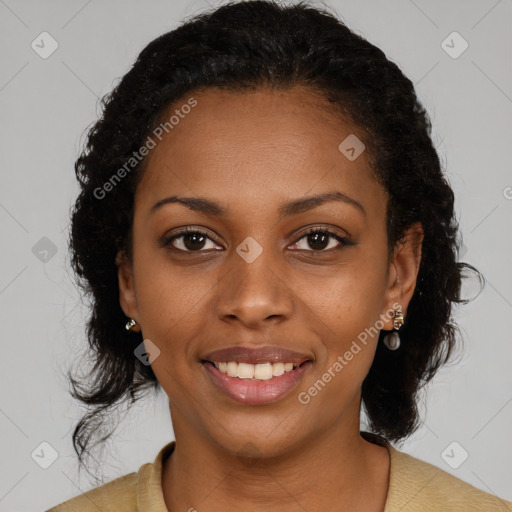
[201, 358, 313, 405]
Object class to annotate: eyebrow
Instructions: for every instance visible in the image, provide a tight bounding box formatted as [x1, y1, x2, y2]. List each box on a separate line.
[150, 191, 366, 219]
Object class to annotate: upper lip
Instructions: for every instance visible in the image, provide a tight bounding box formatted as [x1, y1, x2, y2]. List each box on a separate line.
[201, 345, 314, 365]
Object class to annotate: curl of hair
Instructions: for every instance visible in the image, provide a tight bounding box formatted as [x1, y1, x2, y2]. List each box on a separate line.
[66, 0, 482, 477]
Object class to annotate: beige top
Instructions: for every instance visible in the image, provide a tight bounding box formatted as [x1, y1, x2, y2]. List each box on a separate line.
[46, 438, 512, 511]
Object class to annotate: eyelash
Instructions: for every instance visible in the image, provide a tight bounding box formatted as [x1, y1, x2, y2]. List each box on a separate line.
[163, 226, 351, 253]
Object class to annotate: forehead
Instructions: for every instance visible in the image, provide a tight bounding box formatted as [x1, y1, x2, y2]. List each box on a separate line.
[135, 86, 383, 215]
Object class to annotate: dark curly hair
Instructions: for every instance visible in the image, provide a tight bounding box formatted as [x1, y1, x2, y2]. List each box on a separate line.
[65, 0, 481, 481]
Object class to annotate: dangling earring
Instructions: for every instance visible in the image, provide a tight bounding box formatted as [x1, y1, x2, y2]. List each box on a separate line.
[383, 305, 404, 350]
[125, 318, 141, 333]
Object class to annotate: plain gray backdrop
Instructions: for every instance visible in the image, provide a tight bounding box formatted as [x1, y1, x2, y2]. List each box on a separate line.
[1, 0, 511, 510]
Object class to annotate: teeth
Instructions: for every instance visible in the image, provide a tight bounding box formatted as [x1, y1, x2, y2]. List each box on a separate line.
[254, 363, 273, 380]
[272, 362, 284, 376]
[237, 363, 255, 379]
[212, 361, 301, 380]
[226, 361, 238, 378]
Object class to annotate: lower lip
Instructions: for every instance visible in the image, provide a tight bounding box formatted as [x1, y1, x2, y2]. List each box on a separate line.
[202, 361, 313, 405]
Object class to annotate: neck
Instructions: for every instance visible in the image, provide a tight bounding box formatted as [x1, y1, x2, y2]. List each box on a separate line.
[162, 409, 390, 512]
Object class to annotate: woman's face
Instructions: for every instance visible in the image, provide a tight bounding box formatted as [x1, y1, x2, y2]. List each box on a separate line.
[117, 86, 421, 456]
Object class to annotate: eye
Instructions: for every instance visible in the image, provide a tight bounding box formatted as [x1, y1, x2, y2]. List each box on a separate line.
[163, 226, 351, 253]
[163, 227, 222, 252]
[289, 228, 349, 252]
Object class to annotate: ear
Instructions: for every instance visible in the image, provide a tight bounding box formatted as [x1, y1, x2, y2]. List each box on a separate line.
[115, 250, 139, 322]
[382, 222, 423, 328]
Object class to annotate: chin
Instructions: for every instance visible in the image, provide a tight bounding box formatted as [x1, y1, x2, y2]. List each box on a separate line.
[206, 418, 309, 461]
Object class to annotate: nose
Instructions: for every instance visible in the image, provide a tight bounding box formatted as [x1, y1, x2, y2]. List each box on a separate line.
[214, 246, 294, 329]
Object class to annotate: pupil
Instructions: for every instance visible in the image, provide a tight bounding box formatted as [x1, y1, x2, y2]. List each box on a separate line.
[308, 232, 328, 250]
[184, 233, 206, 250]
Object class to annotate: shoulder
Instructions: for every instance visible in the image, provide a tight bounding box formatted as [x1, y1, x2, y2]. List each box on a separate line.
[44, 440, 175, 511]
[386, 444, 512, 511]
[44, 472, 139, 511]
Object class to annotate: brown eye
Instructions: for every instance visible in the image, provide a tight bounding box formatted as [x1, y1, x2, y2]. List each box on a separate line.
[290, 228, 349, 252]
[164, 228, 222, 252]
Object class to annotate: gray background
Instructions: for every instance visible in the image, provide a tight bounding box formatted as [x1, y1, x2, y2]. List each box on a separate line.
[1, 0, 511, 510]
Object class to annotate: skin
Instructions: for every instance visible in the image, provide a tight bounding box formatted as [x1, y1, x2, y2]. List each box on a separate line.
[116, 86, 423, 512]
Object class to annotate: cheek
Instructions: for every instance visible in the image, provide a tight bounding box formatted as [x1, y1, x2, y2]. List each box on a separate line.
[133, 241, 206, 326]
[304, 247, 388, 325]
[299, 249, 388, 375]
[131, 252, 212, 376]
[300, 288, 383, 409]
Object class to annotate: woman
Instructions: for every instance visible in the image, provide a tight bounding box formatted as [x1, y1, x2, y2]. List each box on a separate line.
[46, 0, 512, 510]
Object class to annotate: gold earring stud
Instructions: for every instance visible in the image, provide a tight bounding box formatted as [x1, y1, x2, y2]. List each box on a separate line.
[125, 318, 141, 333]
[393, 306, 404, 330]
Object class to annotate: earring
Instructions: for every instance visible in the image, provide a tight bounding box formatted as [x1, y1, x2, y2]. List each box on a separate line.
[383, 305, 404, 350]
[125, 318, 141, 333]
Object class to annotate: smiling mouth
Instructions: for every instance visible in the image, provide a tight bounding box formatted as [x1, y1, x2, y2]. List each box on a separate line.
[201, 358, 313, 405]
[201, 360, 310, 381]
